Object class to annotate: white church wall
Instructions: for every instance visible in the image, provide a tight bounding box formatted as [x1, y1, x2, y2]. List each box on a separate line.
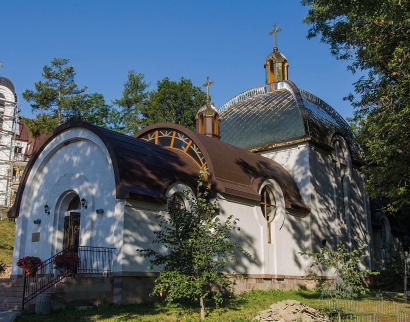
[217, 194, 264, 275]
[309, 145, 340, 254]
[349, 167, 373, 268]
[260, 143, 311, 205]
[273, 210, 311, 277]
[12, 128, 121, 275]
[123, 200, 165, 273]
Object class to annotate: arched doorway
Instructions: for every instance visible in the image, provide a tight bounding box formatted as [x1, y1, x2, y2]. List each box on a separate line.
[63, 194, 81, 252]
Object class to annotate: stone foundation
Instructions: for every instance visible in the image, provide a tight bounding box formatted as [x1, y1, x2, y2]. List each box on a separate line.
[43, 273, 327, 310]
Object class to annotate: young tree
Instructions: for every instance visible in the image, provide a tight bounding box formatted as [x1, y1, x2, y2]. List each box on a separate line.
[112, 70, 149, 135]
[301, 0, 410, 214]
[138, 170, 251, 321]
[300, 243, 377, 321]
[142, 77, 207, 130]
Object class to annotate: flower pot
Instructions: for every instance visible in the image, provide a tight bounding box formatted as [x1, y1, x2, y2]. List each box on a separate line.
[57, 267, 75, 277]
[22, 266, 36, 278]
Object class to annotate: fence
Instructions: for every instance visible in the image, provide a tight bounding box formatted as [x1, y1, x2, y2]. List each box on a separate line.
[319, 296, 410, 322]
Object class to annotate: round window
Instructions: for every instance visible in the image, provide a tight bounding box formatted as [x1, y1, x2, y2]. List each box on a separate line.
[260, 186, 276, 222]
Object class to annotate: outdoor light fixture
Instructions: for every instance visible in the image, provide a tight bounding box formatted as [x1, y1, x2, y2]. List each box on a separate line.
[33, 219, 41, 225]
[96, 208, 104, 215]
[81, 198, 88, 209]
[44, 204, 50, 215]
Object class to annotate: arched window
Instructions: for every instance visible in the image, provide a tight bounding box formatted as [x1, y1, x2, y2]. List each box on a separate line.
[260, 186, 276, 243]
[170, 193, 185, 212]
[332, 135, 352, 245]
[380, 216, 391, 245]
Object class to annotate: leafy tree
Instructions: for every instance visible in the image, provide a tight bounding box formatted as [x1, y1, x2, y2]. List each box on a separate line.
[112, 70, 149, 135]
[22, 58, 88, 125]
[301, 0, 410, 214]
[68, 93, 117, 129]
[300, 243, 377, 321]
[138, 169, 251, 321]
[23, 58, 115, 136]
[142, 77, 207, 130]
[22, 115, 58, 138]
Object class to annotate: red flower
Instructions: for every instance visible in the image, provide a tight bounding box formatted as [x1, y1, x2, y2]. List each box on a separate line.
[53, 253, 80, 270]
[17, 256, 42, 268]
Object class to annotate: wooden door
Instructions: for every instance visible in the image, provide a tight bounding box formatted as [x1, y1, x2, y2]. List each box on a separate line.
[63, 212, 81, 251]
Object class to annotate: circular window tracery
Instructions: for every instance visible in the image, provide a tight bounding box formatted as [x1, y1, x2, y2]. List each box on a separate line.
[260, 186, 276, 223]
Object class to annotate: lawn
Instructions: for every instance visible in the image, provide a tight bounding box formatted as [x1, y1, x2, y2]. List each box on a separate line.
[14, 289, 410, 322]
[0, 218, 15, 265]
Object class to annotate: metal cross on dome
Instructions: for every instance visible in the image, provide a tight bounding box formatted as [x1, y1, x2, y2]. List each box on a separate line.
[202, 76, 214, 103]
[269, 23, 282, 50]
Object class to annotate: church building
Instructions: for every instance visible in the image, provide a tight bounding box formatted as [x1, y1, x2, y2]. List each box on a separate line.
[8, 26, 377, 305]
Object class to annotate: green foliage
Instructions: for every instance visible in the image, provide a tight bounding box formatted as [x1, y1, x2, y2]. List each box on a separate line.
[373, 244, 406, 291]
[142, 77, 207, 130]
[22, 115, 58, 137]
[13, 289, 410, 322]
[0, 218, 15, 265]
[301, 0, 410, 214]
[112, 70, 149, 135]
[113, 72, 207, 134]
[23, 58, 116, 135]
[138, 169, 251, 320]
[300, 243, 377, 299]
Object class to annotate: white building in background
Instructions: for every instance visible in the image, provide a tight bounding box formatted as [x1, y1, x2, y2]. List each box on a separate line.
[0, 76, 29, 214]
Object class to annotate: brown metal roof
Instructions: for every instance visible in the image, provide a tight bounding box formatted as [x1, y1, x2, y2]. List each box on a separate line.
[8, 121, 309, 218]
[8, 121, 200, 218]
[136, 123, 310, 213]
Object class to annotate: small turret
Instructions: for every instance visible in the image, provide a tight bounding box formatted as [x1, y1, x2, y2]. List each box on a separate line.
[196, 77, 220, 140]
[264, 23, 289, 84]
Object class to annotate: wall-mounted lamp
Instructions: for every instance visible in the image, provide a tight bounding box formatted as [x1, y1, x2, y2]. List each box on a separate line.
[96, 208, 104, 215]
[33, 219, 41, 225]
[81, 198, 88, 209]
[44, 204, 50, 215]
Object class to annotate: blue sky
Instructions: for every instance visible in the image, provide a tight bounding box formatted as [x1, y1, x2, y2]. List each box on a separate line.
[1, 1, 358, 120]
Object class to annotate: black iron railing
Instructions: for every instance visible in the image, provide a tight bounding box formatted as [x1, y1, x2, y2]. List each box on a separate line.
[22, 246, 115, 310]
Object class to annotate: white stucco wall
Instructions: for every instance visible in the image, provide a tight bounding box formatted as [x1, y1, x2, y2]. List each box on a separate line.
[260, 139, 372, 275]
[12, 128, 123, 275]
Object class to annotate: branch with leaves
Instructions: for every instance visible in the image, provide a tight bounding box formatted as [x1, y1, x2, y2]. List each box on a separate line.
[138, 169, 251, 320]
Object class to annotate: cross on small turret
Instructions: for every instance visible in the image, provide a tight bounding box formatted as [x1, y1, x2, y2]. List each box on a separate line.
[202, 76, 214, 104]
[269, 23, 282, 51]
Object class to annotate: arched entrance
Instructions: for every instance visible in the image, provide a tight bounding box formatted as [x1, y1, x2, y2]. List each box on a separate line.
[63, 194, 81, 252]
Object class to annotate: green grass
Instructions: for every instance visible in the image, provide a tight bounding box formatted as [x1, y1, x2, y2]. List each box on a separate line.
[0, 218, 15, 265]
[14, 290, 410, 322]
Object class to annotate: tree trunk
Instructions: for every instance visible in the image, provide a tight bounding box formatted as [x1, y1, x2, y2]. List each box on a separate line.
[200, 296, 205, 321]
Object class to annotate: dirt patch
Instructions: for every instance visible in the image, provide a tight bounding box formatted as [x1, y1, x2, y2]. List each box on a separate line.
[0, 266, 12, 278]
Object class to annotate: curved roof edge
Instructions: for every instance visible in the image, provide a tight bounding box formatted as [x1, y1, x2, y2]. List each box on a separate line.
[0, 77, 16, 96]
[8, 122, 123, 218]
[136, 123, 310, 214]
[8, 121, 202, 218]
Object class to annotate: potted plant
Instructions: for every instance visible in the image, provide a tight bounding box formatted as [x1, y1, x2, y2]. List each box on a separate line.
[17, 256, 42, 277]
[53, 253, 80, 276]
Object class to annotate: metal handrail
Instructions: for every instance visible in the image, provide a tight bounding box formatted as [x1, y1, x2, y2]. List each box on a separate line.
[22, 246, 115, 310]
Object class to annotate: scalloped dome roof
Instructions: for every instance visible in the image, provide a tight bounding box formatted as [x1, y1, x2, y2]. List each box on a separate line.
[219, 80, 363, 163]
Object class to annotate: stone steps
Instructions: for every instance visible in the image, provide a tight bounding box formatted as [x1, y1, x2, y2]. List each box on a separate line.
[0, 277, 26, 310]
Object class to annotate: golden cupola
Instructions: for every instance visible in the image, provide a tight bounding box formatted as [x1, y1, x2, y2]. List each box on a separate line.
[264, 23, 289, 84]
[196, 77, 220, 140]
